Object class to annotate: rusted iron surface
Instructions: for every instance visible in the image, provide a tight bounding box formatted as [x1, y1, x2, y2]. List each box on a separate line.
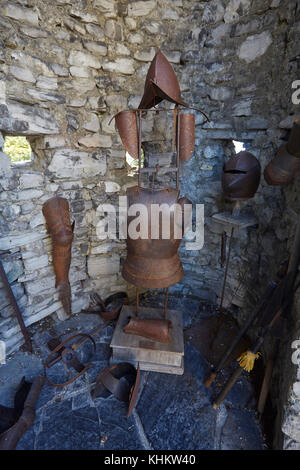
[0, 377, 31, 435]
[222, 151, 261, 201]
[138, 50, 189, 110]
[264, 144, 300, 185]
[122, 186, 191, 288]
[0, 253, 32, 352]
[220, 231, 227, 268]
[286, 118, 300, 157]
[44, 333, 96, 387]
[123, 316, 171, 343]
[178, 113, 195, 162]
[115, 110, 139, 159]
[92, 362, 140, 418]
[264, 119, 300, 185]
[86, 292, 129, 321]
[137, 50, 209, 121]
[42, 196, 74, 315]
[127, 363, 140, 418]
[0, 375, 45, 450]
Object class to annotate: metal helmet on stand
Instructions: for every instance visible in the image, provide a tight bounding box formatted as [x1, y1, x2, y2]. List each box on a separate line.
[222, 151, 261, 201]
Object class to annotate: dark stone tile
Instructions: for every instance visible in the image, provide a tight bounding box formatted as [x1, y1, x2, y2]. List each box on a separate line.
[221, 409, 264, 450]
[16, 422, 37, 450]
[136, 344, 215, 450]
[94, 395, 143, 450]
[35, 400, 100, 450]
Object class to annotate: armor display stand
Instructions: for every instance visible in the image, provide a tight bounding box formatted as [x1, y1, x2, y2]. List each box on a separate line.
[110, 50, 209, 374]
[110, 108, 185, 374]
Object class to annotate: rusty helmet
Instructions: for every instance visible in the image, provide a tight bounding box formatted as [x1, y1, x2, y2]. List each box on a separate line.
[138, 50, 190, 110]
[222, 151, 261, 201]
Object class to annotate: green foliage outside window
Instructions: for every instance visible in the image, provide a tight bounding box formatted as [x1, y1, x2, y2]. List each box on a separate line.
[3, 136, 32, 163]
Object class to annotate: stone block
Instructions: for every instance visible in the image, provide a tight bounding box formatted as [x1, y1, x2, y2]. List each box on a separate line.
[48, 148, 107, 179]
[238, 31, 273, 63]
[83, 41, 107, 56]
[224, 0, 251, 24]
[2, 4, 39, 26]
[23, 254, 49, 272]
[78, 134, 112, 148]
[69, 8, 99, 24]
[128, 1, 156, 17]
[36, 76, 58, 90]
[202, 1, 225, 24]
[5, 101, 60, 135]
[94, 0, 117, 18]
[26, 88, 65, 104]
[19, 172, 44, 189]
[87, 254, 120, 277]
[19, 26, 49, 38]
[85, 23, 105, 39]
[83, 113, 100, 132]
[10, 66, 35, 83]
[67, 50, 101, 69]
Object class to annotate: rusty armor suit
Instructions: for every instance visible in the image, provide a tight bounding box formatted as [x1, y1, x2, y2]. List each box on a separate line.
[122, 185, 191, 289]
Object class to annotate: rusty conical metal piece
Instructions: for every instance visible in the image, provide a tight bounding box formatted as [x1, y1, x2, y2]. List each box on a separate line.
[138, 50, 189, 110]
[115, 110, 139, 160]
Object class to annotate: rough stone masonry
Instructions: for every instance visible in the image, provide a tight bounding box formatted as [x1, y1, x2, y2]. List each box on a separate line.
[0, 0, 299, 449]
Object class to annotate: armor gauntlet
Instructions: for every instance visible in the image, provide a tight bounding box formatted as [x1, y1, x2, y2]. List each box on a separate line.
[42, 197, 74, 315]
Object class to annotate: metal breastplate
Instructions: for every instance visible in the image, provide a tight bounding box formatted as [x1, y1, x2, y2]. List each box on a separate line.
[122, 185, 189, 288]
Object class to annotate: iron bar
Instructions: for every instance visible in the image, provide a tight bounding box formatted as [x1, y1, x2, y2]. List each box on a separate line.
[0, 254, 32, 352]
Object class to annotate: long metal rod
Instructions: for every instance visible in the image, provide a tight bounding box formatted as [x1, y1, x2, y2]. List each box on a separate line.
[204, 261, 288, 387]
[213, 270, 300, 408]
[136, 286, 139, 317]
[137, 110, 142, 188]
[176, 110, 180, 190]
[0, 256, 32, 352]
[163, 287, 169, 318]
[219, 226, 234, 311]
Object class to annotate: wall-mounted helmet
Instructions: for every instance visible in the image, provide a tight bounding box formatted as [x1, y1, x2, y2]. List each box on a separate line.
[222, 151, 261, 201]
[264, 119, 300, 186]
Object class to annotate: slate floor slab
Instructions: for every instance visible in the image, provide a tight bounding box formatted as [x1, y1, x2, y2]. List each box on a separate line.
[0, 296, 265, 450]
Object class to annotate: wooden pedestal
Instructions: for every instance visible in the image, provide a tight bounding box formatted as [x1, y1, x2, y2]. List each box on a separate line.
[110, 305, 184, 375]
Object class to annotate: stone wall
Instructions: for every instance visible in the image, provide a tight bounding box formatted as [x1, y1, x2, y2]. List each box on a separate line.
[0, 0, 299, 448]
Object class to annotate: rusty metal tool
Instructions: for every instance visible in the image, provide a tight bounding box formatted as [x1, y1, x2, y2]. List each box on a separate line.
[212, 286, 296, 409]
[92, 362, 141, 418]
[0, 375, 45, 450]
[205, 259, 289, 387]
[87, 291, 129, 321]
[212, 215, 300, 407]
[0, 251, 32, 352]
[44, 332, 98, 387]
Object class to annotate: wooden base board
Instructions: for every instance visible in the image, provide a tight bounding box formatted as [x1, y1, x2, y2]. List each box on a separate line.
[110, 305, 184, 375]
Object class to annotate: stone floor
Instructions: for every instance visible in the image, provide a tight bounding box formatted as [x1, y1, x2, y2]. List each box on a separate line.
[0, 294, 265, 450]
